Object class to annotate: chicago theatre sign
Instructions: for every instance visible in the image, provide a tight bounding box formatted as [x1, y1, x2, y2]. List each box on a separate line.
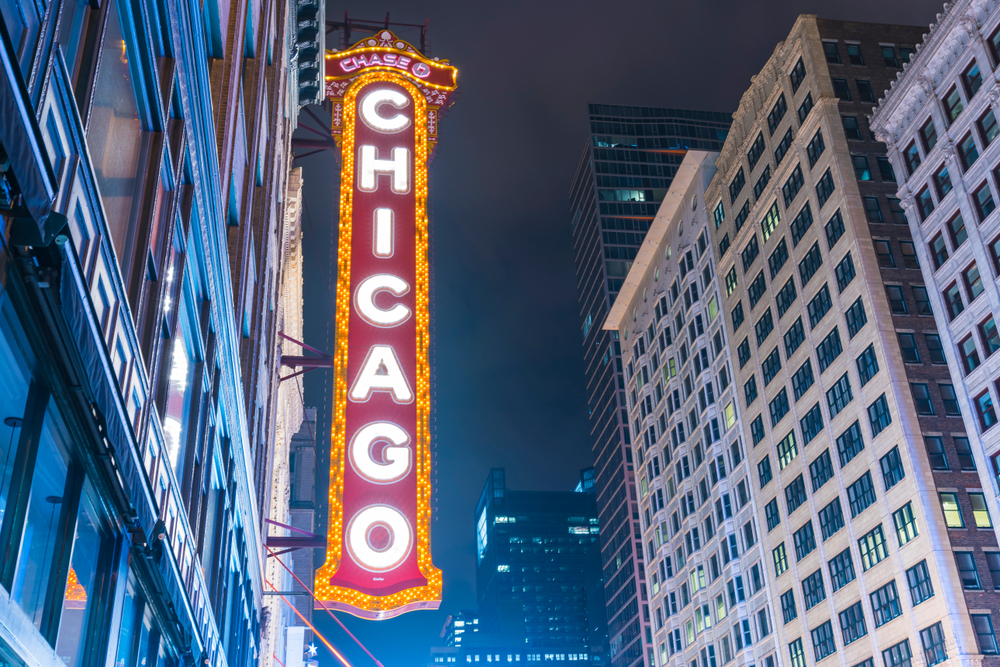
[313, 32, 457, 619]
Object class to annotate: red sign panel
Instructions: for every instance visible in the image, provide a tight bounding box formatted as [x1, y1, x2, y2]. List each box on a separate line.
[315, 34, 456, 618]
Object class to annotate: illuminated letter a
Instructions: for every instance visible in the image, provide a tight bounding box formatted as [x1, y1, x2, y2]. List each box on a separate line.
[349, 345, 414, 403]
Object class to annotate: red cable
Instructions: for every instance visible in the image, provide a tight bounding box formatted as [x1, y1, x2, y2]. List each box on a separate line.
[266, 544, 385, 667]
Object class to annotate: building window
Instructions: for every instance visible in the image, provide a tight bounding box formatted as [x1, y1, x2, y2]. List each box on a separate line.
[970, 493, 992, 528]
[897, 332, 919, 363]
[759, 455, 773, 488]
[799, 243, 823, 286]
[888, 197, 907, 224]
[926, 333, 946, 364]
[981, 317, 1000, 357]
[934, 163, 953, 198]
[801, 404, 824, 445]
[768, 94, 788, 135]
[829, 548, 856, 591]
[754, 166, 772, 200]
[868, 394, 892, 437]
[817, 168, 837, 206]
[784, 317, 805, 356]
[959, 133, 979, 169]
[798, 93, 814, 123]
[973, 615, 999, 655]
[775, 279, 797, 319]
[941, 492, 965, 529]
[751, 415, 766, 446]
[988, 552, 1000, 590]
[790, 58, 806, 92]
[726, 267, 739, 295]
[912, 285, 931, 313]
[842, 116, 862, 140]
[788, 639, 806, 667]
[809, 449, 834, 492]
[793, 521, 816, 561]
[870, 580, 901, 627]
[925, 436, 948, 470]
[863, 196, 882, 222]
[748, 132, 766, 170]
[742, 234, 760, 272]
[773, 542, 788, 576]
[893, 502, 919, 545]
[955, 436, 975, 469]
[807, 284, 832, 328]
[818, 498, 845, 540]
[917, 187, 935, 220]
[789, 203, 813, 246]
[732, 302, 745, 331]
[756, 308, 774, 346]
[835, 420, 865, 466]
[974, 182, 996, 220]
[961, 336, 981, 373]
[774, 128, 794, 166]
[976, 390, 996, 430]
[801, 569, 825, 610]
[839, 602, 868, 646]
[836, 252, 858, 292]
[944, 86, 965, 123]
[910, 383, 934, 415]
[963, 60, 984, 97]
[792, 361, 815, 401]
[904, 142, 921, 174]
[883, 641, 912, 667]
[940, 384, 962, 417]
[930, 233, 949, 269]
[811, 620, 836, 661]
[874, 239, 894, 267]
[776, 429, 797, 468]
[858, 524, 888, 571]
[852, 154, 870, 180]
[876, 156, 895, 181]
[780, 589, 797, 623]
[807, 129, 826, 167]
[955, 551, 980, 589]
[944, 282, 964, 319]
[826, 373, 853, 418]
[846, 298, 867, 338]
[847, 471, 876, 518]
[906, 560, 935, 605]
[948, 214, 967, 247]
[824, 41, 841, 63]
[748, 271, 767, 309]
[770, 389, 790, 427]
[769, 238, 789, 277]
[762, 348, 782, 386]
[880, 445, 905, 490]
[885, 285, 907, 314]
[785, 474, 807, 515]
[729, 168, 746, 203]
[825, 209, 844, 249]
[979, 109, 999, 147]
[920, 623, 948, 666]
[964, 263, 985, 301]
[766, 498, 781, 531]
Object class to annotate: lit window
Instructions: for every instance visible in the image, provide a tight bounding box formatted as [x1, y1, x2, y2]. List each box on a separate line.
[941, 492, 965, 528]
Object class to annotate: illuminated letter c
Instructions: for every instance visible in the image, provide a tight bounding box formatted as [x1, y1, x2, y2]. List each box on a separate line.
[354, 274, 410, 327]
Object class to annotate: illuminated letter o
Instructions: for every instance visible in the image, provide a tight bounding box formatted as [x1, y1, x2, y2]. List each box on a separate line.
[346, 505, 412, 572]
[349, 422, 411, 483]
[359, 89, 411, 133]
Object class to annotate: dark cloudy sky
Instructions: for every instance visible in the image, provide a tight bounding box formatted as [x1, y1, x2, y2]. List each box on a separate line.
[294, 1, 945, 665]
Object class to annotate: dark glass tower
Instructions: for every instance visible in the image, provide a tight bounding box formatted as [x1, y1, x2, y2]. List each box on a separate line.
[568, 105, 731, 667]
[475, 468, 606, 663]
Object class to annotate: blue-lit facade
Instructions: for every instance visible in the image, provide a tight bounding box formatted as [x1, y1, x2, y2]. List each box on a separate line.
[0, 1, 315, 666]
[568, 105, 731, 667]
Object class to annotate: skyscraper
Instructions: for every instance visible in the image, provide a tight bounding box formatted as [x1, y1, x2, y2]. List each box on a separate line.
[569, 105, 731, 667]
[604, 149, 774, 667]
[0, 0, 315, 665]
[708, 14, 1000, 666]
[475, 468, 605, 662]
[871, 0, 1000, 600]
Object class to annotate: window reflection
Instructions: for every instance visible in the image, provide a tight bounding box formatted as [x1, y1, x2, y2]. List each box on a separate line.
[11, 402, 71, 630]
[86, 0, 142, 258]
[0, 293, 31, 528]
[56, 481, 107, 667]
[163, 299, 195, 479]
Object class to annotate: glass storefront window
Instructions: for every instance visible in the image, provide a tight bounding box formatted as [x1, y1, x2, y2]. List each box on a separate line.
[0, 293, 31, 529]
[86, 0, 143, 258]
[55, 481, 107, 667]
[115, 576, 140, 667]
[10, 402, 71, 630]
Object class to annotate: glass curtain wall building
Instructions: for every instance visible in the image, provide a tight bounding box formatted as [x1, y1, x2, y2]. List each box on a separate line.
[569, 105, 731, 667]
[708, 15, 1000, 667]
[605, 150, 775, 667]
[0, 0, 316, 666]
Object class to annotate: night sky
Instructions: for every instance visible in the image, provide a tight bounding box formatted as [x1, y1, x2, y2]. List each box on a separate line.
[293, 1, 944, 665]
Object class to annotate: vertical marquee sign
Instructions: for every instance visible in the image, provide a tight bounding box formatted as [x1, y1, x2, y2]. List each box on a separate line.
[314, 31, 457, 619]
